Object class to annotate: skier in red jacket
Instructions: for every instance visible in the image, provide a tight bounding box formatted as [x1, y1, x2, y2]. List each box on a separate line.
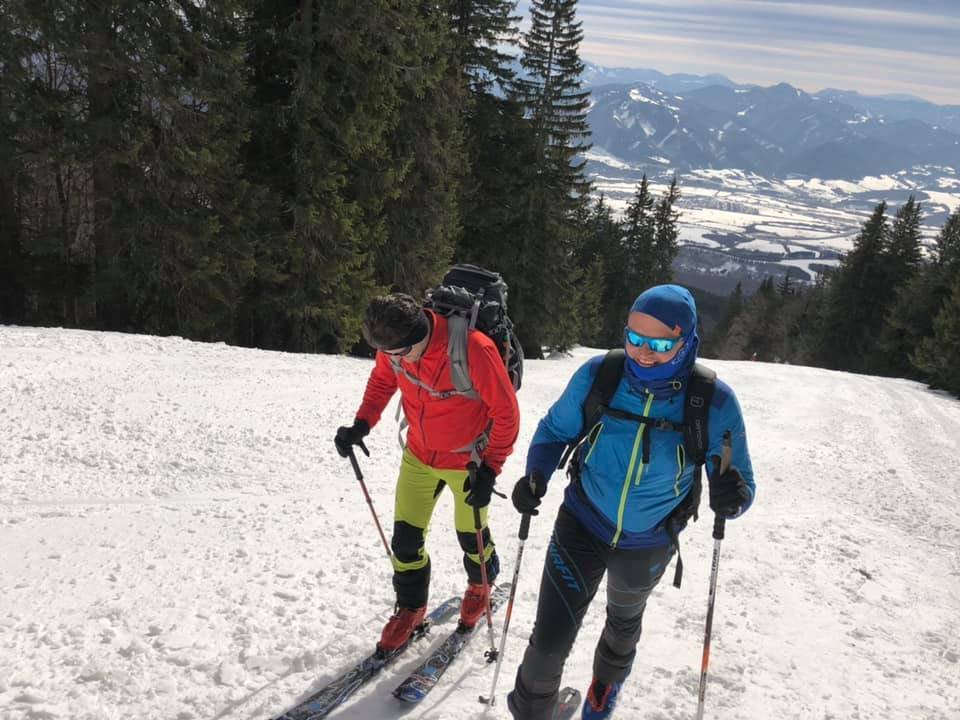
[335, 293, 520, 651]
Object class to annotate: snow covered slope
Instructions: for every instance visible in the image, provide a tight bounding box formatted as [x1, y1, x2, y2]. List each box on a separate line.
[1, 326, 958, 720]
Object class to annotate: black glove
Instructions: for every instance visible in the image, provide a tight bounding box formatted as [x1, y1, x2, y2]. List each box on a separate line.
[709, 466, 750, 518]
[464, 463, 498, 508]
[334, 419, 369, 458]
[512, 472, 548, 515]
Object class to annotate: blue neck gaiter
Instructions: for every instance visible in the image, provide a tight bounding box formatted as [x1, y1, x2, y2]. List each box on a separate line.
[625, 334, 699, 398]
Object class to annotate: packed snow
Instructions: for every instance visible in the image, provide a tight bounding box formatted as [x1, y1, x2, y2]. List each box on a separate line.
[2, 326, 959, 720]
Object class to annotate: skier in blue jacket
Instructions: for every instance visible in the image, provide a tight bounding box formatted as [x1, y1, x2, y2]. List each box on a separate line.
[506, 284, 755, 720]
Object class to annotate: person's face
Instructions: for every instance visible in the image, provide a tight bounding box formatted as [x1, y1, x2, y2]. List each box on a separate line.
[624, 311, 684, 366]
[382, 332, 429, 363]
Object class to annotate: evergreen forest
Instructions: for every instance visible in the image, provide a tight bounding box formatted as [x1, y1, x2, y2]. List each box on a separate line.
[2, 0, 958, 395]
[1, 0, 685, 358]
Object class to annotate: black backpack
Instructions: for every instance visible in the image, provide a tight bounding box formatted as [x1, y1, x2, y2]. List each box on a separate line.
[558, 348, 716, 588]
[424, 264, 524, 392]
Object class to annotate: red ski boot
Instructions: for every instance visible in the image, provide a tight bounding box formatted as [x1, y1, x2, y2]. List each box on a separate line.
[378, 605, 427, 652]
[459, 582, 490, 628]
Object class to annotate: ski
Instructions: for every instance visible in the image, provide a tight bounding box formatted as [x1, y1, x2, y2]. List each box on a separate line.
[553, 686, 582, 719]
[392, 583, 512, 704]
[271, 596, 460, 720]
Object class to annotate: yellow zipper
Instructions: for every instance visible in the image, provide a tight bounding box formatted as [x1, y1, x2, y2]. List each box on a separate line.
[583, 422, 603, 465]
[611, 392, 654, 547]
[673, 444, 685, 496]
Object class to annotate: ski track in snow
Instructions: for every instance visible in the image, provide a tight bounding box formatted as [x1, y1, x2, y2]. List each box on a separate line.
[1, 326, 958, 720]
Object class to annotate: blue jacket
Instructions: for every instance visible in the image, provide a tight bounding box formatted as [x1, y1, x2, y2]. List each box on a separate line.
[526, 354, 755, 549]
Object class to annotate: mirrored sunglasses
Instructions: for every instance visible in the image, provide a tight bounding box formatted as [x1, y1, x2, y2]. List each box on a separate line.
[624, 327, 679, 353]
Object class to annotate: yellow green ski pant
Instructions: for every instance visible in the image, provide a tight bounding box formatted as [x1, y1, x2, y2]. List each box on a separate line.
[390, 449, 499, 608]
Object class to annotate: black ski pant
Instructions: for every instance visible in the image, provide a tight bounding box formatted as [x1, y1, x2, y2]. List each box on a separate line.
[509, 506, 674, 720]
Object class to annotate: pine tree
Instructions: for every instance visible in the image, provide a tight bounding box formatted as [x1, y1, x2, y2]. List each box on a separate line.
[790, 273, 832, 365]
[935, 206, 960, 281]
[901, 206, 960, 382]
[0, 0, 94, 326]
[1, 0, 253, 337]
[118, 0, 255, 339]
[881, 265, 943, 379]
[577, 194, 624, 346]
[451, 0, 522, 273]
[449, 0, 519, 94]
[377, 3, 464, 296]
[511, 0, 591, 185]
[874, 196, 926, 376]
[456, 97, 536, 270]
[885, 195, 924, 276]
[778, 271, 795, 297]
[242, 0, 444, 352]
[0, 0, 28, 321]
[722, 277, 780, 361]
[704, 282, 743, 358]
[652, 176, 681, 284]
[576, 256, 606, 348]
[622, 175, 656, 293]
[813, 201, 890, 371]
[499, 0, 592, 355]
[913, 272, 960, 395]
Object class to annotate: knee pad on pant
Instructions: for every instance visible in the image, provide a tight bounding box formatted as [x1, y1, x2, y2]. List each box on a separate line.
[462, 548, 499, 584]
[456, 527, 492, 556]
[391, 521, 425, 564]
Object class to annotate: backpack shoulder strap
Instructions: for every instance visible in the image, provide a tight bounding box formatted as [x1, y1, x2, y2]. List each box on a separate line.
[664, 363, 717, 590]
[445, 313, 475, 395]
[584, 348, 626, 430]
[558, 349, 625, 469]
[682, 362, 717, 467]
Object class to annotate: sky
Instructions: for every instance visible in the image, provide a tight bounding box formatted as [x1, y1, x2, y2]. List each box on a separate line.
[2, 326, 958, 719]
[570, 0, 960, 105]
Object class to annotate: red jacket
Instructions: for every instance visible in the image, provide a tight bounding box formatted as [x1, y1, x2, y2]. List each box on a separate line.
[355, 311, 520, 474]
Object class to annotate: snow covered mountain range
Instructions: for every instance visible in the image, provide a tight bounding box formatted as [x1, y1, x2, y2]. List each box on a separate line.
[586, 81, 960, 179]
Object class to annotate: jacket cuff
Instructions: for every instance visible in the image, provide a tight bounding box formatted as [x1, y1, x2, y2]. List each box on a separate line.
[525, 441, 567, 481]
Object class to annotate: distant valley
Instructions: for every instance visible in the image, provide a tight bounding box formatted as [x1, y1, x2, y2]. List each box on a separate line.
[580, 64, 960, 295]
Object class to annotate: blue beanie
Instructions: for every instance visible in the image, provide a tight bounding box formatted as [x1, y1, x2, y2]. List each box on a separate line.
[630, 284, 697, 339]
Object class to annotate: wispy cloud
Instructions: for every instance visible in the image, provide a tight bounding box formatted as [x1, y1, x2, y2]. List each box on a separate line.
[568, 0, 960, 103]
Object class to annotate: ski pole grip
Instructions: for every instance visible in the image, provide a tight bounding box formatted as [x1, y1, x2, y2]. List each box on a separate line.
[466, 462, 482, 530]
[518, 513, 531, 541]
[713, 430, 732, 540]
[348, 448, 363, 481]
[719, 430, 732, 476]
[357, 438, 370, 457]
[713, 514, 726, 540]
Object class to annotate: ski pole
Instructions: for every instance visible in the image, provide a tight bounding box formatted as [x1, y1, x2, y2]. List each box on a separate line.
[696, 430, 732, 720]
[479, 510, 532, 706]
[467, 462, 498, 662]
[347, 440, 393, 563]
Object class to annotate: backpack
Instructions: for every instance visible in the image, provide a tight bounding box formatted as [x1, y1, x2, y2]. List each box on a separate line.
[558, 348, 716, 588]
[386, 264, 523, 462]
[423, 264, 524, 392]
